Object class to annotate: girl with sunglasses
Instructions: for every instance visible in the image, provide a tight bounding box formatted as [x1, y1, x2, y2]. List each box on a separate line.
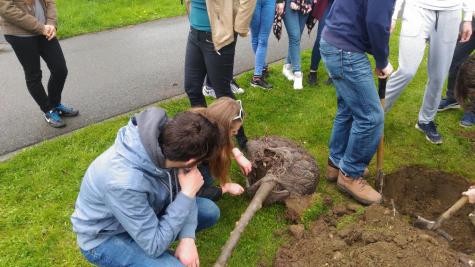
[192, 97, 252, 201]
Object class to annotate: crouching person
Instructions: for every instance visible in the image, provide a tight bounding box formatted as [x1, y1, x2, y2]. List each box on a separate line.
[71, 107, 220, 266]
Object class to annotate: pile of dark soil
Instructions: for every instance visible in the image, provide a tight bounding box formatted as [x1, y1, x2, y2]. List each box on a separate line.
[382, 165, 474, 254]
[275, 205, 471, 267]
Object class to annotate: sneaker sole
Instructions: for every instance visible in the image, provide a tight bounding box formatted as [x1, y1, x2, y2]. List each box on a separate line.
[282, 71, 294, 81]
[59, 111, 79, 117]
[44, 119, 66, 128]
[336, 183, 381, 206]
[437, 104, 460, 112]
[415, 123, 443, 144]
[459, 122, 474, 128]
[250, 83, 272, 90]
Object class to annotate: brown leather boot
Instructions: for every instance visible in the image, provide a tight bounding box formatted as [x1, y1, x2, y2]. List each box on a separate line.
[326, 159, 370, 182]
[326, 159, 340, 182]
[337, 171, 382, 205]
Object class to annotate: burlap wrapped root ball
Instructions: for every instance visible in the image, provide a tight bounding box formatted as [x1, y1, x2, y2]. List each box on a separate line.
[246, 136, 319, 204]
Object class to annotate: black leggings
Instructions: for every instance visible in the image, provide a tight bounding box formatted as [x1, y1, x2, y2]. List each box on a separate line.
[5, 35, 68, 113]
[184, 28, 247, 149]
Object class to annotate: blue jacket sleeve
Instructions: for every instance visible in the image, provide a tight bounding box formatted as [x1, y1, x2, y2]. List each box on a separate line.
[178, 201, 198, 240]
[366, 0, 395, 69]
[104, 187, 197, 258]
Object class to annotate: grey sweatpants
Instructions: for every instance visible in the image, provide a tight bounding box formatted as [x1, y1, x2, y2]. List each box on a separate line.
[384, 5, 461, 123]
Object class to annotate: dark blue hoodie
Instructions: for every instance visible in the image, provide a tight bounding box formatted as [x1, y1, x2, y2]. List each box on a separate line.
[322, 0, 395, 69]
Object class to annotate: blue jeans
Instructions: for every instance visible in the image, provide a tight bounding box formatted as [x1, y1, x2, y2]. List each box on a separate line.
[283, 2, 309, 72]
[309, 0, 332, 71]
[80, 197, 220, 267]
[320, 39, 384, 178]
[250, 0, 276, 76]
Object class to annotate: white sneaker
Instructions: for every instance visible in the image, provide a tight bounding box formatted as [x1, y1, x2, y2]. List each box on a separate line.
[202, 85, 217, 98]
[282, 64, 294, 81]
[230, 79, 245, 94]
[293, 71, 303, 90]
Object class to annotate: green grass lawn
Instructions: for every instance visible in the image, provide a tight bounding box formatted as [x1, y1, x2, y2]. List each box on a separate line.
[56, 0, 185, 38]
[1, 29, 474, 266]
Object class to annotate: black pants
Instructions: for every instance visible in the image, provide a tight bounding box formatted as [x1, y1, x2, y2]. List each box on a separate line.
[184, 27, 247, 149]
[5, 35, 68, 113]
[446, 20, 475, 109]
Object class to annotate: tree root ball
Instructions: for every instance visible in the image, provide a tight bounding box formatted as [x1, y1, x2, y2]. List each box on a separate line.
[245, 136, 319, 204]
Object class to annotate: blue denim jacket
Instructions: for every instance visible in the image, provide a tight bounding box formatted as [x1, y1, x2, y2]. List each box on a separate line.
[71, 116, 197, 258]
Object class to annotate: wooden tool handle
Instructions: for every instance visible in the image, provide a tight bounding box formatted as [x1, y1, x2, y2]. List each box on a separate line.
[440, 196, 469, 221]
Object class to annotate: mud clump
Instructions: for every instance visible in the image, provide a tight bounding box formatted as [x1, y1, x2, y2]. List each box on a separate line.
[382, 165, 475, 254]
[275, 205, 468, 267]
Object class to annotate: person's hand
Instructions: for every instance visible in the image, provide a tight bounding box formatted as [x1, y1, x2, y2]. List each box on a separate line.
[290, 2, 299, 10]
[390, 20, 396, 34]
[175, 238, 200, 267]
[43, 25, 56, 41]
[375, 62, 393, 79]
[462, 186, 475, 204]
[276, 3, 284, 16]
[221, 182, 245, 196]
[460, 21, 473, 43]
[233, 148, 252, 175]
[178, 166, 204, 198]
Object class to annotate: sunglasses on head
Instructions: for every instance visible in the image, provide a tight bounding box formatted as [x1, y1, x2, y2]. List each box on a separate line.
[232, 100, 245, 121]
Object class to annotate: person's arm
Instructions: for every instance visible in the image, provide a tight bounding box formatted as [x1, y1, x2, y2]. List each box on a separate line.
[391, 0, 404, 22]
[462, 0, 474, 22]
[366, 0, 394, 70]
[234, 0, 257, 37]
[44, 0, 57, 28]
[177, 201, 198, 240]
[104, 185, 197, 258]
[463, 186, 475, 204]
[0, 0, 45, 34]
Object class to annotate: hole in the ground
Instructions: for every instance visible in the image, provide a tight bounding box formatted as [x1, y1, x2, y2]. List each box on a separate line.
[382, 165, 475, 254]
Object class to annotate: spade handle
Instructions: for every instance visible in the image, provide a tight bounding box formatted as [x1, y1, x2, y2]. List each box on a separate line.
[434, 196, 469, 229]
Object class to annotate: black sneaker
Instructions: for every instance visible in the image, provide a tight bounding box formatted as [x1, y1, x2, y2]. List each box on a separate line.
[262, 65, 270, 79]
[251, 77, 272, 90]
[438, 98, 460, 112]
[325, 77, 333, 85]
[55, 103, 79, 117]
[43, 109, 66, 128]
[308, 71, 317, 86]
[415, 121, 442, 144]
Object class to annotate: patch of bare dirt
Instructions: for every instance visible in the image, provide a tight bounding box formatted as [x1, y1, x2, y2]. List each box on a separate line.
[382, 165, 475, 254]
[275, 205, 471, 267]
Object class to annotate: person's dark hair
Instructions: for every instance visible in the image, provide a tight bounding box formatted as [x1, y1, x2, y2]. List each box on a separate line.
[160, 111, 219, 162]
[455, 54, 475, 111]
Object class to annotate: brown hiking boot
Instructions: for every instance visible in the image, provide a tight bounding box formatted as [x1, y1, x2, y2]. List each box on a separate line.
[326, 159, 370, 182]
[337, 171, 382, 205]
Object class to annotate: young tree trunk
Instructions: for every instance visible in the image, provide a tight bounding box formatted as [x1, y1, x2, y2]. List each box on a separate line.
[214, 176, 277, 267]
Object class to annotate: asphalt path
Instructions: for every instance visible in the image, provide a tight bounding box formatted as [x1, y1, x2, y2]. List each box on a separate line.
[0, 16, 317, 156]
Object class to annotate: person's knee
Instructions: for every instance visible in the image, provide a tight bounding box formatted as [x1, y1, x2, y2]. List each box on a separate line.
[370, 107, 385, 129]
[396, 67, 417, 81]
[26, 70, 42, 83]
[258, 36, 269, 48]
[197, 198, 220, 228]
[52, 64, 68, 79]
